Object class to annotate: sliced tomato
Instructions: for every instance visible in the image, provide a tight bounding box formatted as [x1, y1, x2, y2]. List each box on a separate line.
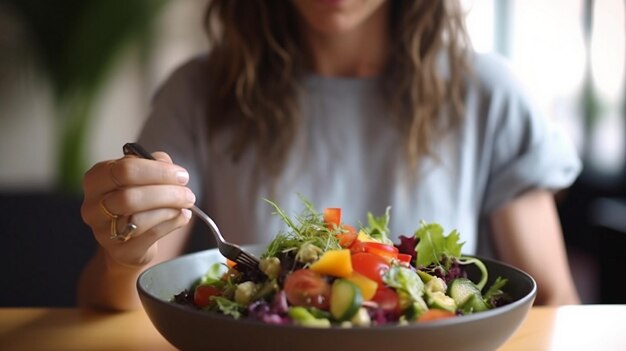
[396, 253, 413, 265]
[417, 309, 456, 322]
[350, 252, 390, 284]
[362, 242, 399, 262]
[348, 239, 366, 254]
[371, 286, 401, 314]
[284, 269, 331, 309]
[193, 285, 222, 308]
[336, 225, 358, 247]
[323, 208, 342, 230]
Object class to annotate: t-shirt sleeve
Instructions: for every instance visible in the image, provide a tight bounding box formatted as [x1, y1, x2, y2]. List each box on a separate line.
[477, 55, 582, 215]
[135, 56, 210, 202]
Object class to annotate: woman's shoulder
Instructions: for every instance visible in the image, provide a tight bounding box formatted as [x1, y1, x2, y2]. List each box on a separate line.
[466, 52, 530, 99]
[167, 53, 210, 80]
[151, 53, 211, 102]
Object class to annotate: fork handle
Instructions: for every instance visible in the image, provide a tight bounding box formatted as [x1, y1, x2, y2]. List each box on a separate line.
[123, 143, 156, 161]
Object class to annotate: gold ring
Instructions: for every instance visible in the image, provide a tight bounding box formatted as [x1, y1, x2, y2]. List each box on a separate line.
[99, 199, 118, 219]
[110, 220, 137, 242]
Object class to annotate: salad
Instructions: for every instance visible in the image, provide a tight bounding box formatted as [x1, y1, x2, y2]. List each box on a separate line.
[173, 197, 512, 327]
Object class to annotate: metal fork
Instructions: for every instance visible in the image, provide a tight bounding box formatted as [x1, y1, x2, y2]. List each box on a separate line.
[122, 142, 262, 272]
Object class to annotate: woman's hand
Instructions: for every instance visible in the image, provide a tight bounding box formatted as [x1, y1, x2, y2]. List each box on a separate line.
[81, 151, 196, 268]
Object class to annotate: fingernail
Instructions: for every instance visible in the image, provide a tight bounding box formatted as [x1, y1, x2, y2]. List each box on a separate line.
[176, 170, 189, 184]
[186, 189, 196, 203]
[182, 209, 192, 219]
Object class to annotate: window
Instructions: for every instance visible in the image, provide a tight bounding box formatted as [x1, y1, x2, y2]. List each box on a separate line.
[464, 0, 625, 179]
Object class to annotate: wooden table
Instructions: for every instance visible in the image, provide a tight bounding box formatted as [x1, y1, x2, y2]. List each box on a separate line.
[1, 305, 625, 350]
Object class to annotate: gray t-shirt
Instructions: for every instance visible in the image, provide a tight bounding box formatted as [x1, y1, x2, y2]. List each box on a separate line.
[138, 52, 581, 258]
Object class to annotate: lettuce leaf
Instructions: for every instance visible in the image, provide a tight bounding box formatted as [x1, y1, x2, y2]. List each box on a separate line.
[211, 296, 244, 319]
[414, 221, 464, 268]
[199, 263, 229, 286]
[382, 265, 428, 314]
[383, 265, 425, 301]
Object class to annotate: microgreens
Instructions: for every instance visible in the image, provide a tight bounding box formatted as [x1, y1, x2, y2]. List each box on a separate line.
[262, 196, 340, 258]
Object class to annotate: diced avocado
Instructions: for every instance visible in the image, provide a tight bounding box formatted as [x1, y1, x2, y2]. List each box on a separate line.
[426, 291, 457, 312]
[424, 277, 456, 312]
[259, 257, 281, 279]
[330, 279, 363, 321]
[349, 307, 372, 327]
[296, 243, 323, 264]
[416, 270, 435, 284]
[425, 276, 447, 293]
[234, 281, 258, 305]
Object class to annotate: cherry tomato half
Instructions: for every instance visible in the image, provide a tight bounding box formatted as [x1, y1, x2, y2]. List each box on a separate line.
[193, 285, 222, 308]
[371, 286, 401, 314]
[323, 208, 342, 230]
[336, 225, 358, 247]
[397, 253, 413, 265]
[284, 269, 331, 309]
[351, 252, 390, 284]
[348, 239, 366, 254]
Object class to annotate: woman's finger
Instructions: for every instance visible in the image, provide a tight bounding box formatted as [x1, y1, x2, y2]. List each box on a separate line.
[104, 209, 193, 266]
[115, 208, 192, 241]
[99, 185, 196, 218]
[83, 155, 189, 199]
[151, 151, 173, 163]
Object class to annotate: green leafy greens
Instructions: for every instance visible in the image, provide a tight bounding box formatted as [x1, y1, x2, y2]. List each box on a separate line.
[414, 221, 463, 268]
[414, 221, 489, 290]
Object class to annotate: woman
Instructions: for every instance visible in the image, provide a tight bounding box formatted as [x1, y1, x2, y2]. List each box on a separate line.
[78, 0, 581, 310]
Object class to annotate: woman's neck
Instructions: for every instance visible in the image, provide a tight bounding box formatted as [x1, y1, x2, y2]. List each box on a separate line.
[301, 3, 390, 78]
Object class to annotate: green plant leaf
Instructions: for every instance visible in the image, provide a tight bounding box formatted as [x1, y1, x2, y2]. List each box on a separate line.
[5, 0, 169, 191]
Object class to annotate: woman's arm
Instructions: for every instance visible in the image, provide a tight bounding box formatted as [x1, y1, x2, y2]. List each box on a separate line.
[77, 225, 191, 311]
[490, 189, 581, 305]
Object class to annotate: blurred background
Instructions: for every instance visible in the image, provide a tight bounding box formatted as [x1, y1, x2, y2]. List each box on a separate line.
[0, 0, 624, 306]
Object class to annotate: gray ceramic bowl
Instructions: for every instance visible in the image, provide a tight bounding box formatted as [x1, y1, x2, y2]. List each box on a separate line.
[137, 245, 536, 351]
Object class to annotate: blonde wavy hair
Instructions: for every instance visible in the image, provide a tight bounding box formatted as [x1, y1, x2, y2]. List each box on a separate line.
[203, 0, 471, 176]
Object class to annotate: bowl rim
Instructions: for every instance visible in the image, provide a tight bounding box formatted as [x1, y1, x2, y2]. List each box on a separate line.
[137, 247, 537, 330]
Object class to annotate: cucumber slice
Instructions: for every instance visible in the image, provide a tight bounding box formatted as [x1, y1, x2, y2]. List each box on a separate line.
[288, 307, 331, 328]
[447, 278, 483, 307]
[330, 279, 363, 321]
[459, 293, 489, 314]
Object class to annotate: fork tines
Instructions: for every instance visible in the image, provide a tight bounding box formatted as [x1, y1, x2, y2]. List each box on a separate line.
[219, 245, 259, 271]
[235, 250, 260, 269]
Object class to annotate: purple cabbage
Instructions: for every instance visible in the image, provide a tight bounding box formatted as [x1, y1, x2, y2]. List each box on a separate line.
[246, 290, 291, 325]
